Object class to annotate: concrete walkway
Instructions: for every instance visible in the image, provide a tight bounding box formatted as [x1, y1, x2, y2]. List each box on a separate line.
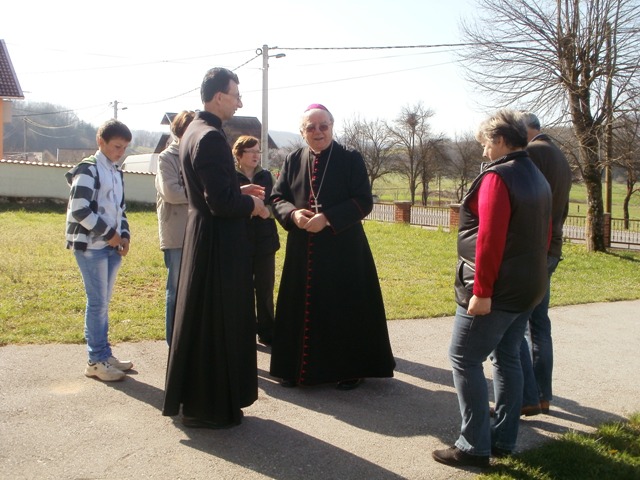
[1, 300, 639, 480]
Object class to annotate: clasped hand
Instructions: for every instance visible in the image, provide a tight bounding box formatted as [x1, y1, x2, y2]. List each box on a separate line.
[293, 209, 328, 233]
[250, 196, 270, 219]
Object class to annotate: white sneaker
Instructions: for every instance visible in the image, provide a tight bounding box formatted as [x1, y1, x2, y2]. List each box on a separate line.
[84, 361, 126, 381]
[107, 356, 133, 371]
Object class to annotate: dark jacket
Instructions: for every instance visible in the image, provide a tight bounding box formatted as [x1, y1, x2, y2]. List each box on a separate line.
[236, 166, 280, 256]
[163, 111, 257, 425]
[455, 151, 551, 313]
[527, 134, 572, 258]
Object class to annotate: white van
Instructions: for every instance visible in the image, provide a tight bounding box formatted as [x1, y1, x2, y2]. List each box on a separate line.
[121, 153, 159, 174]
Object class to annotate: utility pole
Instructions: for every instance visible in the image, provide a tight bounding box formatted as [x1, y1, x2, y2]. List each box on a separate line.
[259, 45, 286, 171]
[111, 100, 127, 120]
[261, 45, 269, 170]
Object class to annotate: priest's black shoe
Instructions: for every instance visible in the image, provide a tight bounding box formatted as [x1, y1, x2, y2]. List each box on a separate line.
[182, 411, 243, 429]
[432, 446, 490, 468]
[336, 378, 362, 390]
[279, 379, 297, 388]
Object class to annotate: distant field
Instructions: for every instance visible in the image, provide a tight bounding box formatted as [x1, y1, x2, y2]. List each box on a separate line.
[372, 174, 640, 220]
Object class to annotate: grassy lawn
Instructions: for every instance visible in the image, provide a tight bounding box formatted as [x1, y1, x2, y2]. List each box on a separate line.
[1, 201, 639, 345]
[479, 413, 640, 480]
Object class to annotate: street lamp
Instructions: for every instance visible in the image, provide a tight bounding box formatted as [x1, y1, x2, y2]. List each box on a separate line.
[258, 45, 285, 170]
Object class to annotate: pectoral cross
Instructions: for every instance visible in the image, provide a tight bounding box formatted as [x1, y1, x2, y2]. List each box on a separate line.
[312, 203, 322, 214]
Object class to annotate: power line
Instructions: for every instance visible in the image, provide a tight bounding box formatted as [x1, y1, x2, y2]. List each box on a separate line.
[277, 41, 522, 51]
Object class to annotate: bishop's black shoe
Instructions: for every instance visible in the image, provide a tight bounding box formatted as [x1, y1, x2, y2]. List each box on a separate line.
[336, 378, 362, 390]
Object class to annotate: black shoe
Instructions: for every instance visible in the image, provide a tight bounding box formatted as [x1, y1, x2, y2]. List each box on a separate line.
[257, 336, 272, 346]
[182, 410, 243, 429]
[432, 446, 490, 468]
[491, 446, 512, 458]
[279, 379, 297, 388]
[336, 378, 362, 390]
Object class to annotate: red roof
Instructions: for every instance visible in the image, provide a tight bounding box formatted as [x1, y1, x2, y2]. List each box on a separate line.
[0, 40, 24, 99]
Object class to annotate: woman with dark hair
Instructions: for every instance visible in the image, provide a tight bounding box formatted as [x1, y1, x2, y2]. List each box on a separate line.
[233, 135, 280, 346]
[433, 109, 551, 468]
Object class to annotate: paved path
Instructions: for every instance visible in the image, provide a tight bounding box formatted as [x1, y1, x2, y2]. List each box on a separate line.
[1, 300, 639, 479]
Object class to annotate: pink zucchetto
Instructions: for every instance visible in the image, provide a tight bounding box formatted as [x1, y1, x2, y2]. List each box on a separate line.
[305, 103, 330, 113]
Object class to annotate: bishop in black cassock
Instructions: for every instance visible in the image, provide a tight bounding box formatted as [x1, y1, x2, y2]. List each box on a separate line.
[269, 104, 395, 389]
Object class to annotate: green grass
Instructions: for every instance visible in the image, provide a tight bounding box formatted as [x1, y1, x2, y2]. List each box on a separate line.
[479, 413, 640, 480]
[1, 201, 639, 345]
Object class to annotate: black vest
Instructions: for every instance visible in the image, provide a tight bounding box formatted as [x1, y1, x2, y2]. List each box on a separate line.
[455, 151, 551, 312]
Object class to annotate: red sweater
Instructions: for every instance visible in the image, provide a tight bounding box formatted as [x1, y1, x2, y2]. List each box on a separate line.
[466, 173, 510, 298]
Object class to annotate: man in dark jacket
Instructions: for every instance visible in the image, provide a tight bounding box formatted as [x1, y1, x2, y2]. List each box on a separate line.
[518, 112, 572, 416]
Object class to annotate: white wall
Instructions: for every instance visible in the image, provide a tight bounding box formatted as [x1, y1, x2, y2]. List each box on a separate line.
[0, 160, 156, 204]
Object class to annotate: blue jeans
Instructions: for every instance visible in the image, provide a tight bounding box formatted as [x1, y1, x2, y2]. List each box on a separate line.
[520, 255, 560, 405]
[163, 248, 182, 346]
[74, 247, 122, 363]
[449, 304, 531, 455]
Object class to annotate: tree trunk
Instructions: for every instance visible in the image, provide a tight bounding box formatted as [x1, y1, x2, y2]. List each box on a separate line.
[582, 160, 607, 251]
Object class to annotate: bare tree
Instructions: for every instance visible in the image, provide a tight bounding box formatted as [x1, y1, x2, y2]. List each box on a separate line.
[459, 0, 640, 251]
[447, 132, 484, 203]
[339, 117, 395, 190]
[387, 103, 437, 205]
[419, 136, 448, 206]
[612, 109, 640, 227]
[268, 138, 305, 173]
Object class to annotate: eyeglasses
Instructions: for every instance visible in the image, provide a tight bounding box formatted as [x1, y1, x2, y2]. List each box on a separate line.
[224, 91, 242, 102]
[304, 123, 332, 133]
[244, 149, 262, 154]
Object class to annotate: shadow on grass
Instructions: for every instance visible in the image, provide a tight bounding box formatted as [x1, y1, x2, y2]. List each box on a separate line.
[604, 250, 640, 263]
[0, 197, 154, 213]
[0, 197, 66, 213]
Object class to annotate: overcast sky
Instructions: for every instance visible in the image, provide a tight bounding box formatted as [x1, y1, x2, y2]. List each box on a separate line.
[3, 0, 487, 138]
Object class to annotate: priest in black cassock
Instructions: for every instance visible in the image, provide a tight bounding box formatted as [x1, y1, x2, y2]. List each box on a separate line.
[162, 68, 269, 429]
[269, 104, 395, 390]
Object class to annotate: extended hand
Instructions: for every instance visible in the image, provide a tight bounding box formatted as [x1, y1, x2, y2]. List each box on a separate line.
[242, 184, 265, 200]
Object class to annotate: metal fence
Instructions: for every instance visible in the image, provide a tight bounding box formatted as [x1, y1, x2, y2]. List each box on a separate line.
[367, 203, 396, 222]
[409, 205, 450, 228]
[366, 204, 640, 249]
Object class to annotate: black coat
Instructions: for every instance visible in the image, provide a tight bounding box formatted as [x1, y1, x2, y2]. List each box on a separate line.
[236, 167, 280, 256]
[162, 111, 257, 425]
[269, 141, 395, 385]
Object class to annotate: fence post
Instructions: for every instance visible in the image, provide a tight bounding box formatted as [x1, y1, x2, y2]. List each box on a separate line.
[604, 212, 611, 248]
[449, 204, 461, 230]
[394, 201, 412, 224]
